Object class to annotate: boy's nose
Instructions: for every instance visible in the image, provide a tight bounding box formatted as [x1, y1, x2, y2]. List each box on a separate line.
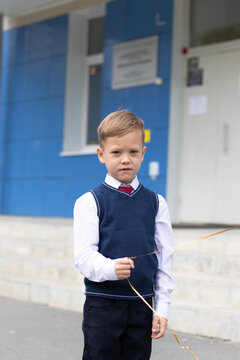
[121, 155, 130, 164]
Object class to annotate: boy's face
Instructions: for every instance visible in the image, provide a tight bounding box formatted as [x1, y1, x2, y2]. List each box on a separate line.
[97, 130, 146, 184]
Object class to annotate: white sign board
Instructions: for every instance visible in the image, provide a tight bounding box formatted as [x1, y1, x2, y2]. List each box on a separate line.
[112, 36, 158, 90]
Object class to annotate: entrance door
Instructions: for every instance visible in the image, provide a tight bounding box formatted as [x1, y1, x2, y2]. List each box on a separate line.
[178, 48, 240, 224]
[215, 50, 240, 223]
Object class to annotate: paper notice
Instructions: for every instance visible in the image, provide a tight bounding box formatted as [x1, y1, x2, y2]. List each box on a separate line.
[188, 95, 207, 115]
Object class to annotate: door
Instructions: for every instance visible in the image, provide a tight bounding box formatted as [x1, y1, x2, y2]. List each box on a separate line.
[178, 48, 240, 224]
[215, 50, 240, 223]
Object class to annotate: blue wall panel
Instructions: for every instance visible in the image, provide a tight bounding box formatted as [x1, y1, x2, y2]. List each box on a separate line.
[48, 56, 66, 96]
[0, 15, 71, 216]
[139, 128, 168, 182]
[7, 101, 47, 140]
[0, 0, 173, 217]
[26, 60, 50, 99]
[104, 0, 127, 44]
[9, 64, 28, 102]
[5, 141, 26, 178]
[127, 0, 173, 38]
[64, 154, 105, 179]
[1, 67, 11, 104]
[44, 138, 68, 177]
[138, 176, 167, 198]
[0, 104, 6, 142]
[46, 97, 64, 137]
[102, 0, 173, 198]
[29, 24, 54, 61]
[4, 179, 28, 214]
[4, 178, 46, 216]
[25, 139, 47, 177]
[2, 28, 18, 67]
[43, 178, 68, 217]
[24, 179, 45, 215]
[158, 33, 173, 80]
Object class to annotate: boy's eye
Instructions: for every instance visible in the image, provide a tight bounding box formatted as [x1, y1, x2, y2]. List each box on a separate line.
[131, 150, 138, 154]
[112, 151, 120, 154]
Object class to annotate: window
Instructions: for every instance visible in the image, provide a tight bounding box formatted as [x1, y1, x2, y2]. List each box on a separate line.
[86, 16, 104, 145]
[88, 17, 104, 55]
[87, 62, 103, 145]
[62, 5, 105, 156]
[190, 0, 240, 47]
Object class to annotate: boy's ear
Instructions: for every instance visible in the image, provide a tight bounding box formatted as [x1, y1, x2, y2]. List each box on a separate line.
[97, 147, 105, 164]
[141, 146, 147, 161]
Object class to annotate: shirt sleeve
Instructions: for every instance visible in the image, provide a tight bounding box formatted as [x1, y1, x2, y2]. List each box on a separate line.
[153, 195, 175, 320]
[73, 192, 118, 282]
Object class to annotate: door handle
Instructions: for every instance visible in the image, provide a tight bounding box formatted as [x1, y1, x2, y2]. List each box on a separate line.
[222, 124, 229, 154]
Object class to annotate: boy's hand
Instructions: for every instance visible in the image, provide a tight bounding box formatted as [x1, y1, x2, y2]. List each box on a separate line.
[114, 257, 135, 280]
[151, 316, 167, 339]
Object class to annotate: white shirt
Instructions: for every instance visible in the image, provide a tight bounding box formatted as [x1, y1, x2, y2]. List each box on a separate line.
[74, 174, 175, 319]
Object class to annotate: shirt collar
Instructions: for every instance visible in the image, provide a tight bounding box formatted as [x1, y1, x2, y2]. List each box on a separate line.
[105, 174, 139, 190]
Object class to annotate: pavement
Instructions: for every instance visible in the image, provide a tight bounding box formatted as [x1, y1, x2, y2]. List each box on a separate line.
[1, 297, 240, 360]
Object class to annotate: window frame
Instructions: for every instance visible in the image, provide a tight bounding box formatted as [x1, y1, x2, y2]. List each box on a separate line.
[61, 5, 105, 157]
[84, 53, 103, 149]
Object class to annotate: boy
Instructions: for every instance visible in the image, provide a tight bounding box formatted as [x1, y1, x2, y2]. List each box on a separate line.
[74, 110, 175, 360]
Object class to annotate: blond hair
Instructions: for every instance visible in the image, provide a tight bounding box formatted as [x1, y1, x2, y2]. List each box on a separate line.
[98, 110, 145, 148]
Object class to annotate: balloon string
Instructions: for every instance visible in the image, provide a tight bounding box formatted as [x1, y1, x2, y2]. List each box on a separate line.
[128, 225, 240, 259]
[127, 279, 199, 360]
[127, 225, 240, 359]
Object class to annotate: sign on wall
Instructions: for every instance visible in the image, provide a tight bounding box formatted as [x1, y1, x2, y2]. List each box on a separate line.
[112, 35, 158, 89]
[186, 57, 203, 87]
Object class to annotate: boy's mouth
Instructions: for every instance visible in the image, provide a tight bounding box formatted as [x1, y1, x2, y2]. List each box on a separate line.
[120, 168, 131, 171]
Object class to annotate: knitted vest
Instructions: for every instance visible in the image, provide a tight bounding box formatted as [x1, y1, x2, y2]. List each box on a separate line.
[85, 182, 159, 299]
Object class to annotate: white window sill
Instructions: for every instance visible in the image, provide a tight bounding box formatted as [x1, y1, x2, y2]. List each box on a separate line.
[60, 145, 98, 157]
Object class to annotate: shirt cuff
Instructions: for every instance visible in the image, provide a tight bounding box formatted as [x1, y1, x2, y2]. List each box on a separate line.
[104, 258, 118, 281]
[153, 302, 169, 320]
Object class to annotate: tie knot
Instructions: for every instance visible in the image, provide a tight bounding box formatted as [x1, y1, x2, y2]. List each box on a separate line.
[118, 186, 133, 194]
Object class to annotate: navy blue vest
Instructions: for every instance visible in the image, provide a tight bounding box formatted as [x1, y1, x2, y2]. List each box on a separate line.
[85, 182, 159, 299]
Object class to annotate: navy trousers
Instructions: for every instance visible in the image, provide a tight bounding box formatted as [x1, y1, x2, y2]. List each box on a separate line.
[82, 296, 153, 360]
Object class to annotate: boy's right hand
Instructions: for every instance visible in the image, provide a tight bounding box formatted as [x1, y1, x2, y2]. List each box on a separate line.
[114, 257, 135, 280]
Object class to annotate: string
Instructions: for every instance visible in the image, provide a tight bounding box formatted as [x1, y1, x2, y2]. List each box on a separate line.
[127, 225, 240, 359]
[127, 279, 199, 360]
[128, 225, 240, 259]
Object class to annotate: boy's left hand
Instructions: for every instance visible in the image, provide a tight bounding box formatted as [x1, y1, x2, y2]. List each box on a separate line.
[151, 316, 167, 339]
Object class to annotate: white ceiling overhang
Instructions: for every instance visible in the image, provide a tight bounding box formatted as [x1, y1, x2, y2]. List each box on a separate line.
[0, 0, 79, 17]
[0, 0, 113, 29]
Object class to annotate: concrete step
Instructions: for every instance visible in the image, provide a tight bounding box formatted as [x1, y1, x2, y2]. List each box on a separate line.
[0, 216, 72, 241]
[172, 251, 240, 278]
[173, 227, 240, 256]
[172, 273, 240, 309]
[0, 254, 81, 283]
[169, 300, 240, 343]
[0, 237, 73, 259]
[0, 216, 239, 252]
[1, 247, 239, 286]
[2, 272, 239, 343]
[0, 216, 239, 256]
[0, 216, 239, 343]
[0, 273, 85, 312]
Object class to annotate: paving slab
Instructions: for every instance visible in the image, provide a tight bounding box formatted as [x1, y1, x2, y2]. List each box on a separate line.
[1, 297, 240, 360]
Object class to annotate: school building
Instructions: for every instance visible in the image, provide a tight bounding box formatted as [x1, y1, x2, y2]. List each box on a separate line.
[0, 0, 239, 224]
[0, 0, 240, 343]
